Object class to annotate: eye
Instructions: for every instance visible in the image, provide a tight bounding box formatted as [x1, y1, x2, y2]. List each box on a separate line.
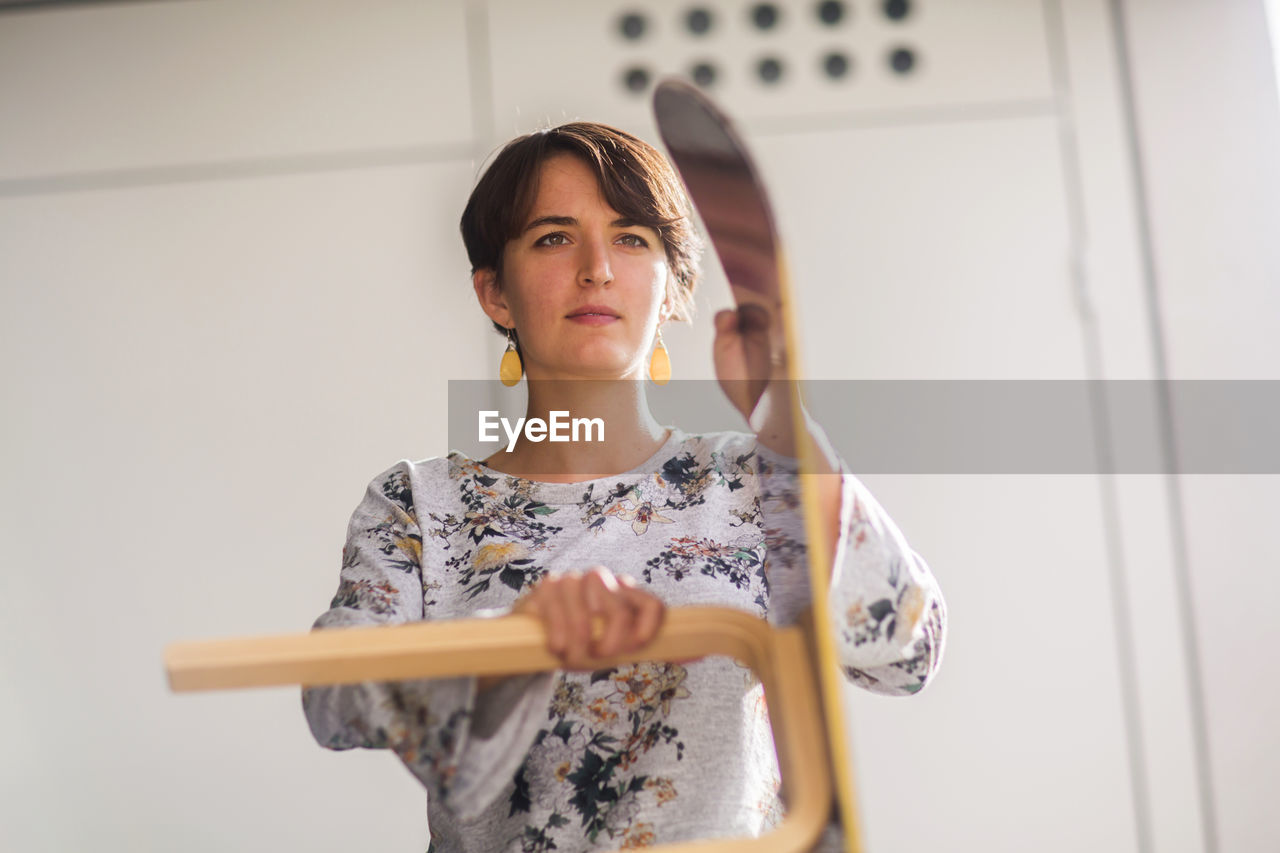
[534, 232, 570, 247]
[616, 233, 650, 248]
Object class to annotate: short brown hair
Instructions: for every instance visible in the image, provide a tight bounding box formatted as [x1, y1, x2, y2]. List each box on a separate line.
[460, 122, 702, 334]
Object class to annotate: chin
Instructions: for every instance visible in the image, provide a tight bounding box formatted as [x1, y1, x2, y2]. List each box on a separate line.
[570, 342, 639, 374]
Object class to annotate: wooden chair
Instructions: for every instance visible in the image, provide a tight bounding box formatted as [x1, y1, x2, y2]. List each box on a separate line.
[166, 80, 863, 853]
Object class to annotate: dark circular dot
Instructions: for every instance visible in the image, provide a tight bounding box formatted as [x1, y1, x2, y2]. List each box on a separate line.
[686, 7, 713, 35]
[823, 52, 850, 79]
[889, 47, 916, 74]
[757, 57, 784, 84]
[623, 66, 651, 93]
[883, 0, 911, 21]
[618, 12, 647, 40]
[817, 1, 846, 25]
[691, 62, 717, 87]
[751, 3, 780, 30]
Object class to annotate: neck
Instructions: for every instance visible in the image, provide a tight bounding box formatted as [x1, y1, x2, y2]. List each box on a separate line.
[482, 379, 669, 482]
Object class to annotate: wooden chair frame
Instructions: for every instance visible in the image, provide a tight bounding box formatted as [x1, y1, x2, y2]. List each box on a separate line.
[166, 607, 834, 852]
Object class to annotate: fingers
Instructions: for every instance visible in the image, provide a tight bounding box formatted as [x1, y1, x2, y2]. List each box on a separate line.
[520, 569, 666, 670]
[562, 573, 594, 666]
[530, 577, 568, 659]
[716, 304, 772, 335]
[587, 569, 633, 659]
[714, 308, 739, 335]
[622, 583, 665, 652]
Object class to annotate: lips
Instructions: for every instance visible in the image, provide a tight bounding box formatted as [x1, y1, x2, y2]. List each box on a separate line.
[566, 304, 620, 319]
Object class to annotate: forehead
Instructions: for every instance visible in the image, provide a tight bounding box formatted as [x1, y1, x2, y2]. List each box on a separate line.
[526, 155, 614, 216]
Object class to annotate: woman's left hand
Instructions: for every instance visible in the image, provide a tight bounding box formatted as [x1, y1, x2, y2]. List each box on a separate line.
[712, 303, 782, 424]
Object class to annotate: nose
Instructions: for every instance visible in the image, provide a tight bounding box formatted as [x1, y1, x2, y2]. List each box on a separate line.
[578, 238, 613, 288]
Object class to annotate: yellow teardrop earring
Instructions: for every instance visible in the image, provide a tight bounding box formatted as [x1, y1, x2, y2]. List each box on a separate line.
[499, 327, 523, 387]
[648, 329, 671, 385]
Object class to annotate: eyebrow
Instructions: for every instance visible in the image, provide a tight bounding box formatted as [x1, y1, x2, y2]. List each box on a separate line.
[523, 215, 642, 233]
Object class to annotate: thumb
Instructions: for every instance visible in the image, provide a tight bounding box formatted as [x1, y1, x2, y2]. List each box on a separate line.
[512, 593, 540, 617]
[714, 308, 739, 334]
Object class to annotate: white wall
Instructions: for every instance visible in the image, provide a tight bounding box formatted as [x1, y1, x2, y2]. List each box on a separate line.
[0, 3, 483, 851]
[1, 1, 1275, 851]
[1119, 3, 1280, 852]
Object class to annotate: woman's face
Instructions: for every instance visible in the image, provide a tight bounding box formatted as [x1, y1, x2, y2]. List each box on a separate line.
[474, 154, 673, 381]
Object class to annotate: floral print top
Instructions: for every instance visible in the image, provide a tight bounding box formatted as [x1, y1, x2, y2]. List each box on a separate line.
[302, 429, 945, 852]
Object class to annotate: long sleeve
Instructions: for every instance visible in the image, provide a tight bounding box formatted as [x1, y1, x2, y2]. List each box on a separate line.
[754, 444, 946, 697]
[826, 468, 946, 696]
[301, 463, 553, 819]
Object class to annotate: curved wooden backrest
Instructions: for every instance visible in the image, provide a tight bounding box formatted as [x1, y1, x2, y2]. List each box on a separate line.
[165, 607, 833, 852]
[652, 79, 861, 853]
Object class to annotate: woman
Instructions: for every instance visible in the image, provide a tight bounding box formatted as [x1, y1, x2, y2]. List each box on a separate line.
[303, 122, 945, 852]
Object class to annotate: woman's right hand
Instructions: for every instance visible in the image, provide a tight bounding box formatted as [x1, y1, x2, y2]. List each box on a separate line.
[513, 567, 666, 670]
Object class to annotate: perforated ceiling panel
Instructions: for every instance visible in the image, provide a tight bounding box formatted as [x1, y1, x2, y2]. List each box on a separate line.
[486, 0, 1053, 135]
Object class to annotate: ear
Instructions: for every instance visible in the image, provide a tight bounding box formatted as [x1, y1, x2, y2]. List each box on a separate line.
[472, 268, 513, 329]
